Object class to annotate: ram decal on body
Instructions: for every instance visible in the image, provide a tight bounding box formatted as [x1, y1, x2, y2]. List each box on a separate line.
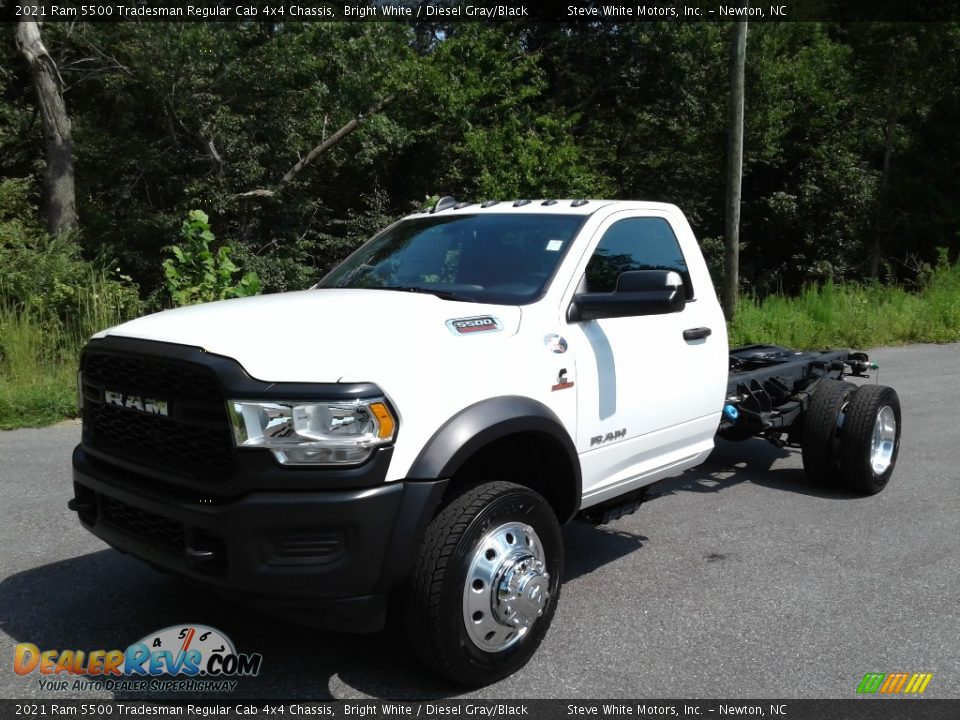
[590, 428, 627, 447]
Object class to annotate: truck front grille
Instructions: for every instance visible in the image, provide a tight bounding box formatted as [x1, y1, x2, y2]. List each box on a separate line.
[84, 352, 223, 402]
[81, 349, 235, 482]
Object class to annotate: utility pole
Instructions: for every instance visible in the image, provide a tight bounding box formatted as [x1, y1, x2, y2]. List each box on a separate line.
[723, 12, 748, 320]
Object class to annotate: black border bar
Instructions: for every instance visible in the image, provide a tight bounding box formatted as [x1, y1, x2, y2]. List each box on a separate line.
[4, 0, 960, 24]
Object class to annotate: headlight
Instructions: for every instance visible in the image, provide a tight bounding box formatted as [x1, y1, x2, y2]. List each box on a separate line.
[226, 398, 397, 466]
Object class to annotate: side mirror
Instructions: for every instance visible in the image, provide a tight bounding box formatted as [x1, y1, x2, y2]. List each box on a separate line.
[568, 270, 685, 322]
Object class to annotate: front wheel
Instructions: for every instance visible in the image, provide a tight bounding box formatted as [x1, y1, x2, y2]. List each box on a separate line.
[403, 482, 563, 687]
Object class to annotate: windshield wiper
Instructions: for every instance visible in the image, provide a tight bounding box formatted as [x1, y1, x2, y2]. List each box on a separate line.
[377, 286, 478, 303]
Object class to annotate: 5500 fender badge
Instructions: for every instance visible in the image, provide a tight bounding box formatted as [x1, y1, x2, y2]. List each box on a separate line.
[446, 316, 503, 335]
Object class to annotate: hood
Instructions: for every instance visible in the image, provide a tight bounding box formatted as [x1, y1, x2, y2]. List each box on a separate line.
[99, 289, 522, 383]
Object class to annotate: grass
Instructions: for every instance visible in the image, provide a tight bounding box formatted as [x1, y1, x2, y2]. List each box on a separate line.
[729, 255, 960, 349]
[0, 272, 135, 430]
[0, 369, 78, 430]
[0, 303, 77, 429]
[1, 259, 959, 430]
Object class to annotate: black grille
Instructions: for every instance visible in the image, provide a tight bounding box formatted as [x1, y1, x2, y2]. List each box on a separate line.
[82, 350, 235, 481]
[99, 496, 185, 552]
[88, 403, 234, 476]
[84, 352, 223, 402]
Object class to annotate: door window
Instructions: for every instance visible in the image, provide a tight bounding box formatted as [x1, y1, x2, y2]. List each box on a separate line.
[585, 217, 693, 299]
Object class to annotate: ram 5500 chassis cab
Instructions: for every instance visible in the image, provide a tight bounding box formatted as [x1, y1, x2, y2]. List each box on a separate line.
[70, 198, 901, 686]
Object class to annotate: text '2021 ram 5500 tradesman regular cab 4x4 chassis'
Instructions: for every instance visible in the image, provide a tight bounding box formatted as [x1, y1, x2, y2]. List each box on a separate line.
[70, 198, 902, 686]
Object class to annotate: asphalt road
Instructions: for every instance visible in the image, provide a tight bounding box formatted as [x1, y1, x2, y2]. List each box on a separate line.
[1, 344, 958, 700]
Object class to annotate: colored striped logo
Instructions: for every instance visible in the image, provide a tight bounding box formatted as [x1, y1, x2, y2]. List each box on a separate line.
[857, 672, 933, 694]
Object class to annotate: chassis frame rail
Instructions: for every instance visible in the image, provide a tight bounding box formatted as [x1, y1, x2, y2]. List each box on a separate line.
[720, 344, 873, 443]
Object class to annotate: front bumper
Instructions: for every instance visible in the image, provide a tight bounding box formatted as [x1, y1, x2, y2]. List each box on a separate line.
[71, 445, 446, 632]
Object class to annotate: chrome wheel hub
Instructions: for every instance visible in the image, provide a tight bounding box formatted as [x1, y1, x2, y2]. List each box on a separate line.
[871, 405, 897, 475]
[463, 522, 549, 652]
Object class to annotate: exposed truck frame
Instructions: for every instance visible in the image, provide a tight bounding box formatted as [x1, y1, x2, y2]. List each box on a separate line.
[718, 344, 899, 497]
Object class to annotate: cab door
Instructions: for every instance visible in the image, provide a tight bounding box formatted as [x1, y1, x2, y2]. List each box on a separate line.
[565, 212, 726, 502]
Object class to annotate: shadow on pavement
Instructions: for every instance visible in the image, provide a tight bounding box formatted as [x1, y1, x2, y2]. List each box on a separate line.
[0, 550, 459, 699]
[1, 438, 862, 700]
[562, 523, 648, 582]
[0, 526, 650, 700]
[645, 437, 864, 502]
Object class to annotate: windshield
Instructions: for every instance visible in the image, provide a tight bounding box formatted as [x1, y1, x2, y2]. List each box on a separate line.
[317, 213, 585, 305]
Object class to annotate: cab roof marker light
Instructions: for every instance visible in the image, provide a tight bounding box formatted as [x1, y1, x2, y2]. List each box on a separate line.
[431, 196, 458, 214]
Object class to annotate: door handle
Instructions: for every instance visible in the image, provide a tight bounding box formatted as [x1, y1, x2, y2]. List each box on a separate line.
[683, 327, 712, 341]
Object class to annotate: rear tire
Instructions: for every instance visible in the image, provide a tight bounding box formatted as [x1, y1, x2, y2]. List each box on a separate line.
[839, 384, 901, 495]
[403, 481, 563, 687]
[801, 379, 856, 484]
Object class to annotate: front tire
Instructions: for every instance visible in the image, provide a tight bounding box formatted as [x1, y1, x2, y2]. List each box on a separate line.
[404, 481, 563, 687]
[839, 384, 901, 495]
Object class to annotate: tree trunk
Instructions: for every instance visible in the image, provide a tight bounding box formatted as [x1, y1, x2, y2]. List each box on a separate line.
[723, 13, 748, 321]
[869, 55, 900, 279]
[16, 4, 78, 236]
[869, 122, 894, 278]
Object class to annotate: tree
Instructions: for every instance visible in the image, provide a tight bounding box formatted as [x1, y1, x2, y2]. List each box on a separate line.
[14, 2, 78, 236]
[848, 24, 944, 278]
[723, 14, 748, 319]
[4, 18, 957, 302]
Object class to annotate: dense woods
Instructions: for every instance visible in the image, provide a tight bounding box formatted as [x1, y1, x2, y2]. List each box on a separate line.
[3, 20, 958, 304]
[2, 18, 959, 428]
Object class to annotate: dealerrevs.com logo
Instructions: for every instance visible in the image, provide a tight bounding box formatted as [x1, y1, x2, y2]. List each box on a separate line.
[14, 624, 262, 693]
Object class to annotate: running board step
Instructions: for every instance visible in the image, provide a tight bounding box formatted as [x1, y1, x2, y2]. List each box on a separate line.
[578, 489, 647, 525]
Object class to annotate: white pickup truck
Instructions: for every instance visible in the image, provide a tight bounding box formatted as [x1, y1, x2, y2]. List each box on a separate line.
[70, 198, 901, 686]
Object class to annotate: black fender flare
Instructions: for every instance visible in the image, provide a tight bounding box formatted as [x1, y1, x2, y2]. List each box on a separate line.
[407, 396, 582, 522]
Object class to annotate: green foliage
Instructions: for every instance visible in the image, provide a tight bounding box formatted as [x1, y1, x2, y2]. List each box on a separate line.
[7, 20, 960, 430]
[0, 179, 144, 431]
[4, 20, 955, 301]
[0, 178, 142, 330]
[0, 370, 78, 430]
[0, 270, 146, 430]
[729, 250, 960, 349]
[52, 22, 422, 294]
[162, 210, 261, 306]
[409, 25, 611, 200]
[0, 299, 78, 430]
[1, 21, 959, 346]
